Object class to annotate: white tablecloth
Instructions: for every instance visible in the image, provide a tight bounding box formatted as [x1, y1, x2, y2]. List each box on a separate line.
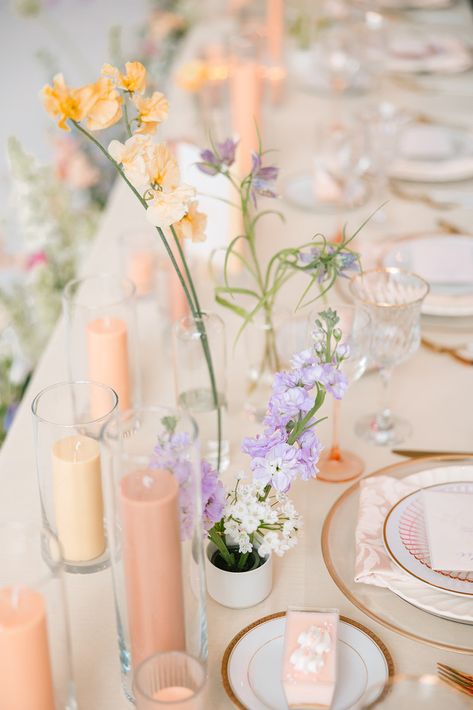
[2, 3, 473, 707]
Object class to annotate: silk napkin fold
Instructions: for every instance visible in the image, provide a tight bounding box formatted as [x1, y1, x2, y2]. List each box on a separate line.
[354, 476, 417, 587]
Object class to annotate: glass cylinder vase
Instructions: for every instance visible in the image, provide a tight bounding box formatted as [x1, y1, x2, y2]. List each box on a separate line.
[173, 312, 229, 472]
[0, 522, 76, 710]
[102, 407, 207, 703]
[32, 380, 119, 574]
[63, 273, 141, 414]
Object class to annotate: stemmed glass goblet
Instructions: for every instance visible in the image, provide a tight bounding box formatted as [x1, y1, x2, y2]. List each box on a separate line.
[349, 268, 429, 446]
[314, 304, 371, 483]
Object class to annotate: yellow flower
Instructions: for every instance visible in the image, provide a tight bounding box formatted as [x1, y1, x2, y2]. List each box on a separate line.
[133, 92, 169, 135]
[108, 134, 151, 189]
[175, 60, 208, 92]
[101, 61, 147, 94]
[144, 143, 180, 191]
[83, 77, 123, 131]
[173, 202, 207, 243]
[41, 74, 95, 130]
[146, 185, 196, 229]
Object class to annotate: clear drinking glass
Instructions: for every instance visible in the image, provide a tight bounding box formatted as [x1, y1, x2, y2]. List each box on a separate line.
[314, 304, 371, 483]
[119, 230, 162, 300]
[31, 380, 119, 574]
[0, 522, 76, 709]
[173, 312, 229, 472]
[63, 273, 141, 413]
[349, 269, 429, 446]
[102, 407, 207, 703]
[358, 674, 472, 709]
[134, 651, 207, 709]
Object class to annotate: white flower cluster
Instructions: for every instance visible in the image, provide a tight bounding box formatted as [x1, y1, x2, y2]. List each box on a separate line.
[222, 478, 302, 558]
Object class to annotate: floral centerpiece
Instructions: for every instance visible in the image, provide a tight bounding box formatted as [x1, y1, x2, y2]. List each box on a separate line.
[205, 309, 349, 594]
[196, 138, 361, 397]
[40, 60, 227, 466]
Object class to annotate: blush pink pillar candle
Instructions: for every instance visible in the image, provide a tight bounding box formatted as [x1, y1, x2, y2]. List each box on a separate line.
[282, 609, 339, 709]
[267, 0, 284, 62]
[87, 316, 131, 416]
[0, 587, 55, 710]
[231, 58, 262, 176]
[120, 468, 185, 668]
[127, 250, 156, 297]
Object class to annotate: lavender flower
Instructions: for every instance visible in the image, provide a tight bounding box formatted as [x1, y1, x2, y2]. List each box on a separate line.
[298, 244, 360, 284]
[197, 138, 238, 175]
[251, 442, 302, 492]
[151, 426, 224, 537]
[249, 152, 278, 206]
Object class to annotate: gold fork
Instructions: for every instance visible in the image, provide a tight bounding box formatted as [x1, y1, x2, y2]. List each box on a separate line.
[437, 663, 473, 697]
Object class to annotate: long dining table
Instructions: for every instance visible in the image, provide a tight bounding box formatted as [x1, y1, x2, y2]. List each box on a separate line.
[2, 2, 473, 707]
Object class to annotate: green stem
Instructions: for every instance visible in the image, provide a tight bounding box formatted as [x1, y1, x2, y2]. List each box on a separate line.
[169, 224, 222, 470]
[208, 527, 235, 568]
[122, 103, 132, 138]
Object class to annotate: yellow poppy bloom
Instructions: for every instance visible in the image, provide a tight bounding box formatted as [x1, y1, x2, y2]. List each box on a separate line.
[133, 91, 169, 135]
[173, 202, 207, 243]
[41, 74, 95, 130]
[145, 143, 180, 191]
[175, 60, 208, 92]
[101, 61, 147, 94]
[84, 77, 123, 131]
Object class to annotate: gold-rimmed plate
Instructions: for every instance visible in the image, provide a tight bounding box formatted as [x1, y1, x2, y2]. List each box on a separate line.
[221, 612, 393, 710]
[383, 481, 473, 597]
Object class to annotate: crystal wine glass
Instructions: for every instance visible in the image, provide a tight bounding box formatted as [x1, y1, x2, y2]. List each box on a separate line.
[349, 268, 429, 446]
[314, 304, 371, 483]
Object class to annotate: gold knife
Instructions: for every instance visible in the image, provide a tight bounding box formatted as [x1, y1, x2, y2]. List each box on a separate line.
[392, 449, 473, 459]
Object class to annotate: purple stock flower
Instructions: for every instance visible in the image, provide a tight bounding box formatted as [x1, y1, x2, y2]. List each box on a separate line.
[319, 363, 348, 399]
[250, 152, 278, 206]
[242, 427, 287, 457]
[251, 442, 302, 492]
[201, 460, 225, 530]
[197, 138, 238, 175]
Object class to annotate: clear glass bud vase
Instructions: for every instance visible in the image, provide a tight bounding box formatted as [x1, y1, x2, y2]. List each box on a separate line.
[0, 522, 76, 710]
[102, 407, 207, 703]
[173, 312, 229, 472]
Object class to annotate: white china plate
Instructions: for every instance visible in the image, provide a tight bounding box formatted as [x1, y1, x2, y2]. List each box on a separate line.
[284, 173, 369, 213]
[390, 124, 473, 182]
[383, 235, 473, 297]
[384, 475, 473, 598]
[223, 614, 392, 710]
[383, 467, 473, 622]
[386, 34, 473, 74]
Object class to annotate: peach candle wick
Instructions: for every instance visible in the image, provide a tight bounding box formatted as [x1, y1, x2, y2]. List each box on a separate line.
[0, 586, 55, 710]
[52, 434, 105, 562]
[87, 316, 131, 415]
[121, 468, 185, 668]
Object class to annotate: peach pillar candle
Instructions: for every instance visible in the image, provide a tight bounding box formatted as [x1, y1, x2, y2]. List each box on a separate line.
[267, 0, 284, 62]
[87, 316, 131, 415]
[128, 250, 156, 297]
[154, 686, 194, 701]
[0, 587, 55, 710]
[121, 468, 185, 668]
[231, 59, 261, 175]
[52, 434, 105, 562]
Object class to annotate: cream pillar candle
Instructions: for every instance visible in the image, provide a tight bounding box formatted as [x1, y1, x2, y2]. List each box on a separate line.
[52, 434, 105, 562]
[231, 58, 261, 176]
[127, 250, 156, 297]
[87, 316, 131, 415]
[0, 587, 55, 710]
[267, 0, 284, 62]
[121, 468, 185, 667]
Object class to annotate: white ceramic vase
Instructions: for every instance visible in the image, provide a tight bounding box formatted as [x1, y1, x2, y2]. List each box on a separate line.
[205, 542, 273, 609]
